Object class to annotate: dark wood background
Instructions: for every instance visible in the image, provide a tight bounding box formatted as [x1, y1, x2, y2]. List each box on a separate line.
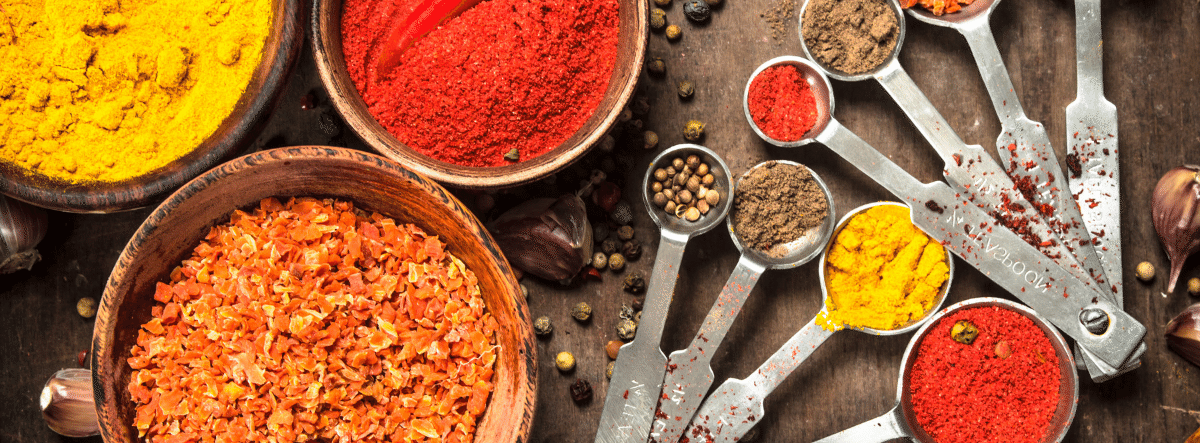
[3, 0, 1200, 441]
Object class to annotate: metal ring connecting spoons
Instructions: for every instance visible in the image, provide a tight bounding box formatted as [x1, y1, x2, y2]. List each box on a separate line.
[814, 298, 1079, 443]
[647, 160, 836, 443]
[595, 144, 734, 443]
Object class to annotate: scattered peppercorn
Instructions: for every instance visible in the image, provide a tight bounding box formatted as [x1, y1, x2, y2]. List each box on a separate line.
[665, 24, 682, 41]
[76, 297, 97, 318]
[606, 361, 615, 379]
[606, 340, 623, 359]
[556, 351, 577, 372]
[534, 316, 553, 336]
[611, 200, 634, 226]
[609, 253, 627, 272]
[683, 0, 711, 21]
[650, 8, 667, 30]
[503, 148, 520, 162]
[1189, 277, 1200, 297]
[572, 302, 593, 322]
[647, 58, 666, 76]
[630, 96, 650, 116]
[632, 297, 644, 311]
[619, 304, 635, 320]
[617, 225, 635, 241]
[601, 238, 620, 255]
[594, 223, 611, 244]
[592, 252, 608, 270]
[644, 131, 660, 151]
[1136, 261, 1155, 281]
[570, 378, 593, 403]
[622, 239, 643, 261]
[617, 318, 638, 340]
[951, 320, 979, 345]
[624, 271, 647, 294]
[678, 80, 695, 99]
[683, 119, 705, 141]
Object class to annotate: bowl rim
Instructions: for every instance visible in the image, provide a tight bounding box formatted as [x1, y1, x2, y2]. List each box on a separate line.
[89, 146, 537, 442]
[0, 0, 304, 213]
[310, 0, 648, 189]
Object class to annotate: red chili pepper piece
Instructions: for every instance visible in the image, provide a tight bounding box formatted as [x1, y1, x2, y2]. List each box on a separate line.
[375, 0, 485, 75]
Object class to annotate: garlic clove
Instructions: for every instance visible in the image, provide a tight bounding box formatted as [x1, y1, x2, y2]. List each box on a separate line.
[490, 194, 593, 281]
[0, 195, 49, 274]
[40, 368, 99, 437]
[1151, 165, 1200, 293]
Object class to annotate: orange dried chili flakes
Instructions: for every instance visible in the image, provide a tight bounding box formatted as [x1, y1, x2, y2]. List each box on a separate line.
[900, 0, 974, 15]
[128, 197, 498, 443]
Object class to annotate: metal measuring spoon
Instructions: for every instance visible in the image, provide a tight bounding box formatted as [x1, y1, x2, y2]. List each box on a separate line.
[798, 2, 1134, 380]
[905, 0, 1131, 381]
[814, 297, 1080, 443]
[743, 55, 1142, 390]
[648, 161, 836, 443]
[680, 202, 953, 443]
[595, 144, 734, 443]
[905, 0, 1115, 315]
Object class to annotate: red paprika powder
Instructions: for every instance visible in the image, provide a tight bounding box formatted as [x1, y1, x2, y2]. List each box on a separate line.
[908, 306, 1061, 443]
[342, 0, 619, 167]
[747, 64, 818, 142]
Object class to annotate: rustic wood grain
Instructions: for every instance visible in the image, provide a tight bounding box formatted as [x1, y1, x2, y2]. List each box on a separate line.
[2, 0, 1200, 441]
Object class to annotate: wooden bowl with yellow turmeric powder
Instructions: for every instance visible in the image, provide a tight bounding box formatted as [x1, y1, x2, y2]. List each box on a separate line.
[0, 0, 303, 213]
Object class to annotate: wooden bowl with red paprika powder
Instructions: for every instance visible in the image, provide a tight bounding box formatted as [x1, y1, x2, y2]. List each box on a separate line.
[74, 147, 536, 442]
[311, 0, 648, 189]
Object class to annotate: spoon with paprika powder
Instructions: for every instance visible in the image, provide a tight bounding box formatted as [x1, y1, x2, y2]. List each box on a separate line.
[812, 297, 1079, 443]
[595, 144, 734, 443]
[648, 160, 836, 443]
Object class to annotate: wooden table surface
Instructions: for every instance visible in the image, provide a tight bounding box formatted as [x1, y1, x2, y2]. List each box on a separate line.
[3, 0, 1200, 441]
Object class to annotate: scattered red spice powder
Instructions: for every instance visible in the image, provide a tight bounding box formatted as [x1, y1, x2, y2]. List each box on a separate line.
[747, 64, 819, 142]
[128, 197, 498, 442]
[908, 306, 1061, 443]
[341, 0, 620, 167]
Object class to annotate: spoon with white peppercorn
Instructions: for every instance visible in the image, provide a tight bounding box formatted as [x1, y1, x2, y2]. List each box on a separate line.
[595, 144, 733, 443]
[649, 160, 836, 443]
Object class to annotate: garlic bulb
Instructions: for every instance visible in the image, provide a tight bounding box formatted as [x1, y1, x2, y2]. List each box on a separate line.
[1151, 165, 1200, 293]
[40, 368, 99, 437]
[490, 194, 593, 281]
[0, 195, 49, 274]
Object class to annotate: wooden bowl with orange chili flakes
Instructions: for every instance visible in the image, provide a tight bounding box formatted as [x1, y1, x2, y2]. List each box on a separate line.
[89, 147, 535, 442]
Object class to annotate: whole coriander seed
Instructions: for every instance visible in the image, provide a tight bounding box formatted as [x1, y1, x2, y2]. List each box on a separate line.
[644, 131, 659, 150]
[609, 253, 627, 271]
[683, 120, 705, 142]
[534, 316, 553, 336]
[1136, 261, 1155, 281]
[678, 80, 695, 99]
[672, 157, 685, 170]
[570, 378, 593, 403]
[678, 189, 693, 204]
[684, 206, 701, 222]
[652, 182, 664, 193]
[702, 173, 715, 186]
[556, 352, 576, 372]
[617, 225, 635, 241]
[592, 252, 609, 270]
[617, 318, 638, 340]
[654, 168, 668, 182]
[696, 162, 709, 176]
[664, 201, 677, 214]
[686, 175, 701, 193]
[662, 188, 675, 201]
[705, 188, 720, 205]
[650, 8, 667, 30]
[697, 199, 710, 214]
[653, 192, 668, 208]
[665, 24, 682, 41]
[686, 154, 700, 169]
[572, 302, 592, 322]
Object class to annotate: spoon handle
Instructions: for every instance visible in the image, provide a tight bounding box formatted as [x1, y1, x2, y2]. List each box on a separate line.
[1073, 0, 1104, 99]
[595, 230, 689, 443]
[812, 406, 910, 443]
[958, 19, 1027, 127]
[650, 254, 766, 443]
[741, 316, 836, 393]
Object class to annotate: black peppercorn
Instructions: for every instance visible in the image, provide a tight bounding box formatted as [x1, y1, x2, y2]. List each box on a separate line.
[570, 378, 593, 403]
[647, 57, 666, 76]
[683, 0, 711, 21]
[622, 239, 643, 261]
[677, 80, 695, 100]
[623, 271, 646, 294]
[632, 297, 644, 311]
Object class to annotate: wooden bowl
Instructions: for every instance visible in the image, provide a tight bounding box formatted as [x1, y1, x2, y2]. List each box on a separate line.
[310, 0, 647, 189]
[89, 147, 536, 442]
[0, 0, 303, 213]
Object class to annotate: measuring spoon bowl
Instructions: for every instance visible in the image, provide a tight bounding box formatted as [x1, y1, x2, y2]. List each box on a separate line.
[815, 297, 1079, 443]
[796, 0, 907, 83]
[727, 160, 837, 269]
[904, 0, 999, 28]
[595, 144, 733, 443]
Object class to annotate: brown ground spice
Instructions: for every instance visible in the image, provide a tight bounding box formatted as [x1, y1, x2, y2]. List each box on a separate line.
[732, 162, 829, 256]
[801, 0, 899, 75]
[761, 0, 795, 42]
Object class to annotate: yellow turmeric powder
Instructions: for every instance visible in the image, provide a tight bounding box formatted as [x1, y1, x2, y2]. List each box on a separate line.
[0, 0, 271, 183]
[817, 204, 950, 331]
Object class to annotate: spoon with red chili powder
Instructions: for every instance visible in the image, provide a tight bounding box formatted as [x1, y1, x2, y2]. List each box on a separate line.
[813, 297, 1079, 443]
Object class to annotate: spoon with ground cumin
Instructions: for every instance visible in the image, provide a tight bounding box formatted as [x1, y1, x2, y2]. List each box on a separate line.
[648, 160, 835, 443]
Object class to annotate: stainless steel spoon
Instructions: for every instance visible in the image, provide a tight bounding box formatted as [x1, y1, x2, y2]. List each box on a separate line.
[648, 160, 836, 443]
[680, 202, 953, 443]
[595, 144, 734, 443]
[814, 297, 1079, 443]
